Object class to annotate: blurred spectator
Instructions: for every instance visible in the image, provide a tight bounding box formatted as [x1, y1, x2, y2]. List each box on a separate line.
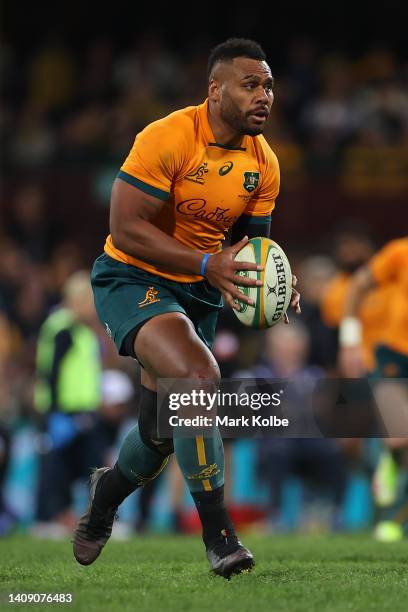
[342, 131, 408, 195]
[82, 38, 115, 102]
[0, 243, 53, 354]
[59, 102, 111, 162]
[301, 59, 357, 176]
[46, 243, 85, 298]
[298, 255, 338, 369]
[10, 103, 55, 167]
[26, 36, 77, 112]
[238, 322, 348, 531]
[0, 423, 16, 535]
[302, 59, 357, 143]
[281, 39, 318, 121]
[32, 271, 103, 538]
[100, 369, 136, 467]
[13, 263, 50, 344]
[0, 310, 13, 373]
[6, 184, 54, 262]
[0, 242, 31, 322]
[0, 311, 17, 535]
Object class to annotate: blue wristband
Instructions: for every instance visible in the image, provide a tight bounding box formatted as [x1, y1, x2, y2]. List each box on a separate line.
[200, 253, 211, 276]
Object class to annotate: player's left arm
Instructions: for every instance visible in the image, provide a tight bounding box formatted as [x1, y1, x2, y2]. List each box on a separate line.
[231, 147, 300, 321]
[230, 212, 271, 241]
[230, 144, 278, 243]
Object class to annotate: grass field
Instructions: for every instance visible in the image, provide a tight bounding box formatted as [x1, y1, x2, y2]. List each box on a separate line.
[1, 533, 408, 611]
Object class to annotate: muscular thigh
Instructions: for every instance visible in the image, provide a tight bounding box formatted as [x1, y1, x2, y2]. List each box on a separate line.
[134, 312, 220, 390]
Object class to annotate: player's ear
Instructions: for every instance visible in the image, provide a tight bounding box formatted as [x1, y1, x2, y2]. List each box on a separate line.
[208, 78, 220, 102]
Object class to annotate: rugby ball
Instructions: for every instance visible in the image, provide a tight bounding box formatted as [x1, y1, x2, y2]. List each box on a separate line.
[233, 237, 292, 328]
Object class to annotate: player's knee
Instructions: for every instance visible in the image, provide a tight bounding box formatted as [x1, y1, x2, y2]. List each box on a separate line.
[189, 363, 221, 415]
[187, 361, 221, 386]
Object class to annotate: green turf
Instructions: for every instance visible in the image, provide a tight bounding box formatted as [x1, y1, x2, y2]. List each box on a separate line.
[1, 533, 408, 611]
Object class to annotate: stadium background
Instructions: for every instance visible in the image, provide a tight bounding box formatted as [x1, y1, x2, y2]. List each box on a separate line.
[1, 1, 407, 536]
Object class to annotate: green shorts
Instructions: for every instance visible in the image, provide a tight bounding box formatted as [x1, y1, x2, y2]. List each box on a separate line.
[372, 344, 408, 378]
[91, 253, 223, 357]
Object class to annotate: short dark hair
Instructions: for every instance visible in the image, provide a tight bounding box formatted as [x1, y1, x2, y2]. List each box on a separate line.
[207, 38, 266, 78]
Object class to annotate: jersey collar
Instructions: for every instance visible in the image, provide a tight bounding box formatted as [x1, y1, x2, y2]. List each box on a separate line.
[198, 99, 247, 151]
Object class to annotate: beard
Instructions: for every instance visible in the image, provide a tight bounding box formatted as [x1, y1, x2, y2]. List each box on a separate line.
[220, 94, 265, 136]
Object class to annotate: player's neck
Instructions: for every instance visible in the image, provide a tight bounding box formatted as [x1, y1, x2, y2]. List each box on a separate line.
[207, 104, 244, 149]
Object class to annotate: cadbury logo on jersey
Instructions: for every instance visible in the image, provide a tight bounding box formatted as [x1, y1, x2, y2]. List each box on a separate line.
[176, 199, 238, 227]
[185, 162, 208, 185]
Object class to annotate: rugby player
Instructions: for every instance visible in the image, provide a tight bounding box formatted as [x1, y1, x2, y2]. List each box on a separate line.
[321, 225, 392, 374]
[73, 38, 300, 578]
[339, 236, 408, 541]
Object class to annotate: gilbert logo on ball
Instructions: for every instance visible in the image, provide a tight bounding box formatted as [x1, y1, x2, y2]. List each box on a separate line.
[233, 237, 292, 328]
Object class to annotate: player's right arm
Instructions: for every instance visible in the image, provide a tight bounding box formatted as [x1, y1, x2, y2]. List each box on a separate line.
[110, 178, 202, 275]
[110, 178, 261, 309]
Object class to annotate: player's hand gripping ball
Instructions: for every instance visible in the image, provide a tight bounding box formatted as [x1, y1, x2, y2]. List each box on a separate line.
[233, 237, 292, 328]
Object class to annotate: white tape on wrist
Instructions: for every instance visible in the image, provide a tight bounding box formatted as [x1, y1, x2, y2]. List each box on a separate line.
[339, 317, 362, 347]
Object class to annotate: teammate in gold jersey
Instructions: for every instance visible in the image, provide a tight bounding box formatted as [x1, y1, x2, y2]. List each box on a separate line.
[73, 38, 300, 578]
[339, 237, 408, 377]
[339, 237, 408, 542]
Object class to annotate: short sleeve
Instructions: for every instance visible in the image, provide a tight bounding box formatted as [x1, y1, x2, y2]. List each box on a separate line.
[244, 147, 280, 217]
[119, 117, 187, 201]
[370, 239, 408, 285]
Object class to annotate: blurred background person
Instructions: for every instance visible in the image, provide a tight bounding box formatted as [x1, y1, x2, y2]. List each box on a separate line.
[32, 271, 104, 538]
[100, 368, 136, 468]
[0, 310, 18, 536]
[319, 226, 402, 540]
[321, 223, 393, 376]
[4, 183, 58, 264]
[298, 255, 337, 371]
[0, 423, 14, 536]
[339, 236, 408, 542]
[236, 322, 349, 532]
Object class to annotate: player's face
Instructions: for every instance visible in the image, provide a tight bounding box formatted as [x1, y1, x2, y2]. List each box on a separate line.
[217, 58, 274, 136]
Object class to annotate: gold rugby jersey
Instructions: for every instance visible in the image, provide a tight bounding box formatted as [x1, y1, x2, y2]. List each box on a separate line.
[105, 99, 280, 282]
